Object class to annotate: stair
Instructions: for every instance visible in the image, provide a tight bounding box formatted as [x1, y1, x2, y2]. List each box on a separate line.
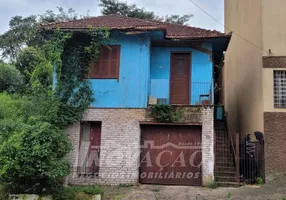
[214, 121, 239, 187]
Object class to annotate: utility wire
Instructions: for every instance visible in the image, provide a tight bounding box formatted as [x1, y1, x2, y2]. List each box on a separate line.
[189, 0, 270, 54]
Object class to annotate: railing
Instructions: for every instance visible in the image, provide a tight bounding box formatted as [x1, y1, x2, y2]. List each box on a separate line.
[234, 132, 240, 185]
[240, 133, 265, 184]
[149, 81, 213, 106]
[191, 82, 213, 105]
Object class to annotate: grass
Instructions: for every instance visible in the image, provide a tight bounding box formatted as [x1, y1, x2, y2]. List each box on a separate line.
[151, 188, 160, 192]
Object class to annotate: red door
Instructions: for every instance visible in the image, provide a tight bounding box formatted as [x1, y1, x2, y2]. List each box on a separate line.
[170, 53, 191, 105]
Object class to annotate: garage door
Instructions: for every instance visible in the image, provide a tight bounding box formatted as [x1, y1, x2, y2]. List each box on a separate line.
[140, 125, 202, 186]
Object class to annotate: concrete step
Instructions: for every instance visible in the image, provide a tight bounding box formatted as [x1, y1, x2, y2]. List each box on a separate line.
[215, 162, 235, 167]
[215, 158, 235, 163]
[215, 171, 236, 177]
[216, 181, 240, 187]
[215, 176, 237, 182]
[216, 148, 233, 153]
[215, 166, 236, 172]
[215, 144, 232, 150]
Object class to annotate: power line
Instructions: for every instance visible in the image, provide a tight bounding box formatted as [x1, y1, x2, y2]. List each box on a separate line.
[189, 0, 270, 54]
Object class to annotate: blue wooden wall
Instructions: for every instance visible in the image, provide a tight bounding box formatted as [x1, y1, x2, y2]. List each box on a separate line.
[149, 44, 213, 105]
[90, 32, 150, 108]
[88, 31, 214, 108]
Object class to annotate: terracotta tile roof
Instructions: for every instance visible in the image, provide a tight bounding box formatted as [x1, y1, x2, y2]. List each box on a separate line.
[41, 14, 224, 39]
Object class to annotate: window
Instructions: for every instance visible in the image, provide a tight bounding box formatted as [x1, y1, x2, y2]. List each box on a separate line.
[89, 45, 120, 79]
[274, 70, 286, 108]
[78, 122, 101, 176]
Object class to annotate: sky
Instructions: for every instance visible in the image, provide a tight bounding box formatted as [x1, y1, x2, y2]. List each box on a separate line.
[0, 0, 224, 34]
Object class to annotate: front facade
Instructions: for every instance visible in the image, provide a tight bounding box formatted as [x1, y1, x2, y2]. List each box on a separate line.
[224, 0, 286, 179]
[44, 15, 228, 186]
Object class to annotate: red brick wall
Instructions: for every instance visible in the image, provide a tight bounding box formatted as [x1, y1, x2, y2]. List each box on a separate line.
[264, 112, 286, 177]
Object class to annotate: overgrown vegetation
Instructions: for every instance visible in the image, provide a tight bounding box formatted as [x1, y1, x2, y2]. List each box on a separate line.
[0, 19, 110, 194]
[150, 105, 183, 123]
[53, 186, 103, 200]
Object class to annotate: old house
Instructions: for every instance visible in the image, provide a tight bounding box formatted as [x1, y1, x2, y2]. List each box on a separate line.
[224, 0, 286, 180]
[43, 14, 230, 186]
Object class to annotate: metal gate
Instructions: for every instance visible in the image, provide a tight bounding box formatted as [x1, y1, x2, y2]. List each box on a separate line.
[140, 125, 202, 186]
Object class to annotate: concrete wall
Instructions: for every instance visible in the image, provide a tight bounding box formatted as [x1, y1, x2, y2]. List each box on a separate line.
[150, 44, 213, 105]
[67, 107, 214, 186]
[90, 32, 151, 108]
[224, 0, 264, 136]
[262, 0, 286, 56]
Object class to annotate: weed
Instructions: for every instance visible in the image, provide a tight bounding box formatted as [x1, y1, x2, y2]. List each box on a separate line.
[226, 192, 232, 198]
[206, 181, 218, 189]
[256, 177, 264, 185]
[151, 188, 160, 192]
[118, 184, 133, 188]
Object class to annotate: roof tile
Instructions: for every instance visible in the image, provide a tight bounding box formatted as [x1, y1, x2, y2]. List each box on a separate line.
[41, 14, 224, 39]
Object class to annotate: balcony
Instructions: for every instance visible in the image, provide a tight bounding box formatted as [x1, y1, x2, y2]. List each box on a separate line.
[148, 81, 213, 106]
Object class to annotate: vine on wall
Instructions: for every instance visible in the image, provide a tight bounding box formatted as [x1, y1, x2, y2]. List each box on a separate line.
[44, 28, 110, 127]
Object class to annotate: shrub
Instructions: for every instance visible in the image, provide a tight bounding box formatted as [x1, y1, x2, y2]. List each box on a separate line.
[53, 186, 103, 200]
[0, 120, 71, 194]
[150, 105, 182, 123]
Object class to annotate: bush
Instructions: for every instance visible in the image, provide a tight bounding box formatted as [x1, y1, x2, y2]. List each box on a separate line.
[0, 120, 71, 194]
[150, 105, 182, 123]
[53, 186, 103, 200]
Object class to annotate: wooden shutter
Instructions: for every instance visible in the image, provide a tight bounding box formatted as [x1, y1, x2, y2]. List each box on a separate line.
[89, 45, 120, 79]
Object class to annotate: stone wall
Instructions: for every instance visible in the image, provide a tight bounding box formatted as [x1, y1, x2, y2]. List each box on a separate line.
[66, 107, 214, 185]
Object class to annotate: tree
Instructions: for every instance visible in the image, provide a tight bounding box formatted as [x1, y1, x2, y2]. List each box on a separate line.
[0, 62, 23, 93]
[99, 0, 193, 25]
[15, 47, 46, 86]
[38, 7, 83, 23]
[0, 7, 87, 60]
[99, 0, 157, 20]
[165, 14, 194, 25]
[0, 16, 38, 60]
